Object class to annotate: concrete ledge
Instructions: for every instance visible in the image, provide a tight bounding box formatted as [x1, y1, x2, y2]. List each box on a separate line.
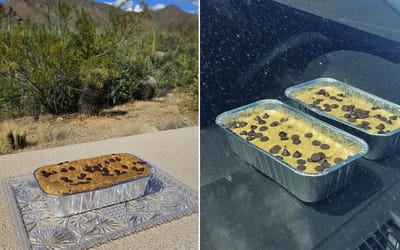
[0, 127, 199, 249]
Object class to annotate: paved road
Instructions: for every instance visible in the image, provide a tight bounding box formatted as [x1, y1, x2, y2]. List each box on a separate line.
[0, 127, 198, 250]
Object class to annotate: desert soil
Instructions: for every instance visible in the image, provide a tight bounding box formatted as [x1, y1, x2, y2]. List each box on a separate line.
[0, 92, 198, 155]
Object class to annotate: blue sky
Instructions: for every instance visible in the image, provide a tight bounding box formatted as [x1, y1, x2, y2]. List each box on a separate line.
[0, 0, 198, 14]
[99, 0, 198, 13]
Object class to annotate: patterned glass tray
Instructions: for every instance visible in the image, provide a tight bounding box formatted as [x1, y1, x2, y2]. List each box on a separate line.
[2, 167, 198, 249]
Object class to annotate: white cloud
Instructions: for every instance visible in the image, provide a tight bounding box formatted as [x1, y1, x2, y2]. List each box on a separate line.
[104, 2, 114, 5]
[133, 4, 143, 12]
[192, 0, 198, 7]
[151, 3, 166, 11]
[111, 0, 133, 11]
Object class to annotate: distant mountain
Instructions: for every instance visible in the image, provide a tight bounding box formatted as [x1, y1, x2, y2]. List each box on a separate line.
[0, 0, 197, 32]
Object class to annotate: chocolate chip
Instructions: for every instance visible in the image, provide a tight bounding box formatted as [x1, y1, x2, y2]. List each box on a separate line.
[280, 117, 288, 123]
[321, 160, 331, 168]
[240, 131, 247, 135]
[254, 133, 263, 138]
[269, 145, 281, 154]
[297, 159, 306, 165]
[348, 117, 356, 123]
[337, 93, 346, 97]
[281, 136, 289, 141]
[387, 119, 393, 125]
[239, 121, 248, 127]
[114, 169, 121, 174]
[250, 125, 258, 130]
[334, 157, 343, 164]
[320, 144, 330, 150]
[344, 113, 351, 118]
[376, 124, 385, 130]
[270, 121, 280, 127]
[247, 130, 256, 136]
[304, 133, 313, 138]
[260, 136, 269, 142]
[279, 131, 287, 137]
[361, 121, 370, 126]
[86, 177, 92, 181]
[291, 135, 300, 140]
[342, 105, 349, 112]
[332, 104, 339, 109]
[312, 140, 321, 146]
[109, 158, 116, 162]
[122, 165, 128, 169]
[259, 126, 268, 131]
[115, 157, 121, 161]
[282, 148, 291, 156]
[372, 106, 380, 110]
[138, 167, 145, 172]
[293, 140, 302, 145]
[61, 168, 68, 173]
[293, 151, 302, 158]
[324, 107, 332, 112]
[378, 130, 386, 134]
[246, 136, 255, 141]
[311, 153, 321, 162]
[373, 114, 381, 118]
[297, 165, 306, 171]
[319, 152, 326, 159]
[258, 119, 266, 125]
[390, 115, 398, 120]
[263, 113, 269, 119]
[68, 166, 76, 171]
[315, 165, 325, 172]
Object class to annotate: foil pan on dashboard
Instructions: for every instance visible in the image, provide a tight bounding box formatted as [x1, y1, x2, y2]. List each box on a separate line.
[33, 156, 152, 217]
[216, 99, 368, 202]
[285, 78, 400, 160]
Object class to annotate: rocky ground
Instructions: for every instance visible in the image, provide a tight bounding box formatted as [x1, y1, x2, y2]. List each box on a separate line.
[0, 92, 197, 155]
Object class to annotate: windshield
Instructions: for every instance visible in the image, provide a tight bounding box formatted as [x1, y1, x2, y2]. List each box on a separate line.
[200, 1, 400, 249]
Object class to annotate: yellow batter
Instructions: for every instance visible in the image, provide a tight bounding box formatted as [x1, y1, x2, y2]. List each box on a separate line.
[292, 85, 400, 134]
[226, 109, 360, 174]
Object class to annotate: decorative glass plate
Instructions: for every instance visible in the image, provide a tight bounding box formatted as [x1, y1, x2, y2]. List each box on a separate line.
[2, 166, 198, 249]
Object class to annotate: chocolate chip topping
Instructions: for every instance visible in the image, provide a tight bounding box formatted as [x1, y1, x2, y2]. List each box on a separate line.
[334, 157, 344, 164]
[270, 121, 280, 127]
[269, 145, 281, 154]
[311, 153, 321, 162]
[291, 135, 300, 140]
[254, 133, 263, 138]
[259, 126, 268, 131]
[293, 151, 302, 158]
[61, 168, 68, 173]
[122, 165, 128, 169]
[320, 159, 331, 168]
[304, 133, 313, 138]
[250, 125, 258, 130]
[260, 136, 269, 142]
[297, 159, 306, 165]
[297, 165, 306, 171]
[315, 165, 325, 172]
[376, 123, 385, 130]
[240, 131, 247, 135]
[320, 144, 330, 150]
[68, 166, 76, 171]
[282, 148, 291, 156]
[246, 136, 255, 141]
[293, 140, 301, 145]
[280, 117, 288, 123]
[312, 140, 321, 146]
[263, 113, 269, 119]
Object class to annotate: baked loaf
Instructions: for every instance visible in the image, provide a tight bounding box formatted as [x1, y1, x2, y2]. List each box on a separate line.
[226, 109, 360, 174]
[34, 153, 151, 195]
[292, 85, 400, 134]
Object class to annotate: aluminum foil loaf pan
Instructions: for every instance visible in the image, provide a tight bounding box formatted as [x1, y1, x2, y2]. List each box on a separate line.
[216, 99, 368, 202]
[285, 78, 400, 160]
[33, 153, 152, 217]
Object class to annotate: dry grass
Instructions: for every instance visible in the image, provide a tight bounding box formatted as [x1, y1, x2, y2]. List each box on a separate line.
[0, 92, 197, 155]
